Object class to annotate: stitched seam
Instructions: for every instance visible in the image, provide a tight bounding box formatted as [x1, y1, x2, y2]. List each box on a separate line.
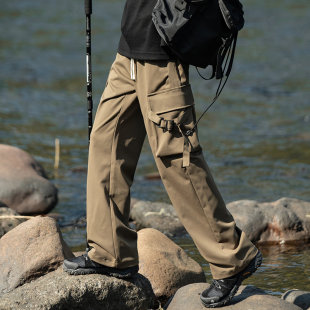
[168, 60, 182, 89]
[185, 166, 221, 243]
[109, 96, 127, 263]
[148, 84, 191, 97]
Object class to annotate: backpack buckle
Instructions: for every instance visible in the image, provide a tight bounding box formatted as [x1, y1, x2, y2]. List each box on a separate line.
[175, 0, 187, 11]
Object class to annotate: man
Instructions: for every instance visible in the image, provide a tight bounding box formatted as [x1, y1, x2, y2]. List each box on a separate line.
[63, 0, 262, 308]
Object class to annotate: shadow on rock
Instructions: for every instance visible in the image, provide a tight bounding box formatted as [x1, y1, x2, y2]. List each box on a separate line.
[282, 289, 310, 310]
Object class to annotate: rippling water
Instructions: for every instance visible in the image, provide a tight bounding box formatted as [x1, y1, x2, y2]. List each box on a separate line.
[1, 0, 309, 295]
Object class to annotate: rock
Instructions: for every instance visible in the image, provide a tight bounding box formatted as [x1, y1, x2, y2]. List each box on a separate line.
[50, 198, 140, 231]
[130, 198, 310, 244]
[226, 200, 267, 242]
[282, 289, 310, 310]
[0, 267, 156, 310]
[0, 201, 9, 208]
[131, 200, 186, 237]
[0, 205, 30, 237]
[227, 197, 310, 244]
[137, 228, 206, 303]
[0, 144, 58, 215]
[166, 283, 302, 310]
[0, 203, 17, 215]
[0, 216, 74, 295]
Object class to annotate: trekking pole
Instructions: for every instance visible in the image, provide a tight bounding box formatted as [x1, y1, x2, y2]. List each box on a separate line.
[85, 0, 92, 252]
[85, 0, 93, 143]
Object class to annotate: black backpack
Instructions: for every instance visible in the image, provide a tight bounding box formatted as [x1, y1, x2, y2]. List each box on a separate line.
[152, 0, 245, 132]
[152, 0, 244, 75]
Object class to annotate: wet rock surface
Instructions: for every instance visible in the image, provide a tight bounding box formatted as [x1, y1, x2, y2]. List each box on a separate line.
[0, 216, 74, 295]
[0, 267, 156, 310]
[0, 144, 58, 215]
[138, 228, 206, 303]
[165, 283, 303, 310]
[282, 289, 310, 310]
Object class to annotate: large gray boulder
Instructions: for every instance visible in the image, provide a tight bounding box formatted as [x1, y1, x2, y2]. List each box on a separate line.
[0, 144, 58, 215]
[227, 197, 310, 244]
[166, 283, 302, 310]
[282, 289, 310, 310]
[0, 216, 74, 295]
[131, 200, 186, 237]
[131, 198, 310, 244]
[0, 267, 156, 310]
[137, 228, 206, 303]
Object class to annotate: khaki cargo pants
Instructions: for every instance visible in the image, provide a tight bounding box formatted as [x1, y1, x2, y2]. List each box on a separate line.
[87, 53, 257, 279]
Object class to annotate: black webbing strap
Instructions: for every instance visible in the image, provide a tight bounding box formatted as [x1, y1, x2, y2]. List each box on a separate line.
[187, 32, 238, 137]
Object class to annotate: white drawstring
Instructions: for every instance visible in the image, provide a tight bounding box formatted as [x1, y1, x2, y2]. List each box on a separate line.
[130, 58, 136, 81]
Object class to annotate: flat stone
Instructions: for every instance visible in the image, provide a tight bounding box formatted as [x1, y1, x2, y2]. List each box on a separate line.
[138, 228, 206, 303]
[282, 289, 310, 310]
[0, 216, 74, 295]
[166, 283, 302, 310]
[0, 144, 58, 215]
[0, 267, 156, 310]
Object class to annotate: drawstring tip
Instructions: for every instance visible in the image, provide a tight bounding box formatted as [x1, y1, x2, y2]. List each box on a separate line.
[130, 58, 136, 81]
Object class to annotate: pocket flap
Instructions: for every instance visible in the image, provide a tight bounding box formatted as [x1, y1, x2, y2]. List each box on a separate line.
[148, 84, 194, 115]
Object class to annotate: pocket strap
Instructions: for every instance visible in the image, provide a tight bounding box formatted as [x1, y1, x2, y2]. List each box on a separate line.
[148, 110, 175, 132]
[148, 110, 162, 126]
[149, 109, 190, 166]
[177, 124, 190, 167]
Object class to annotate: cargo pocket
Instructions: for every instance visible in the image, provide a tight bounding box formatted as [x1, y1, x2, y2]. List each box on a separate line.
[147, 84, 200, 167]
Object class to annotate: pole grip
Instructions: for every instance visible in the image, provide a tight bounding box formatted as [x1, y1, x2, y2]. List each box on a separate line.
[85, 0, 92, 15]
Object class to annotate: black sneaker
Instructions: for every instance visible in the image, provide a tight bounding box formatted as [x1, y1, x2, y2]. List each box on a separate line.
[63, 253, 139, 279]
[200, 250, 263, 308]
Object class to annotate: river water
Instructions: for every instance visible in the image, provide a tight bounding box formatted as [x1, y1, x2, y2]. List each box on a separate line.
[1, 0, 309, 296]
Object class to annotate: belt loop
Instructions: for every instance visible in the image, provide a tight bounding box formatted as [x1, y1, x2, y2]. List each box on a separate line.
[130, 58, 136, 81]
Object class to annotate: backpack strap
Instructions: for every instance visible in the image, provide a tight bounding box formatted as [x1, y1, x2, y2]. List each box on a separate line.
[186, 32, 238, 137]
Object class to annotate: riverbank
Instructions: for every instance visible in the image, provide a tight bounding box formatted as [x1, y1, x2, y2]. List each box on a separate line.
[1, 144, 309, 297]
[1, 216, 309, 310]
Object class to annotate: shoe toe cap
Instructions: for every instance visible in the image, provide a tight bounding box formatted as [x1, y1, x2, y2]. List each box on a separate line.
[63, 258, 79, 270]
[200, 287, 222, 304]
[200, 294, 221, 304]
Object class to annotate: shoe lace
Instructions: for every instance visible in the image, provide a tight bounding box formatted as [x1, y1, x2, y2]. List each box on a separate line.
[213, 280, 223, 290]
[213, 279, 229, 290]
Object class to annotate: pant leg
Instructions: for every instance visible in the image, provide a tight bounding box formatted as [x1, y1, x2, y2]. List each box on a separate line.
[87, 54, 146, 268]
[135, 58, 258, 279]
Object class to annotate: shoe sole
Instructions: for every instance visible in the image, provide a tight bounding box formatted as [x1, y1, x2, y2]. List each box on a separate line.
[63, 264, 138, 279]
[201, 251, 263, 308]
